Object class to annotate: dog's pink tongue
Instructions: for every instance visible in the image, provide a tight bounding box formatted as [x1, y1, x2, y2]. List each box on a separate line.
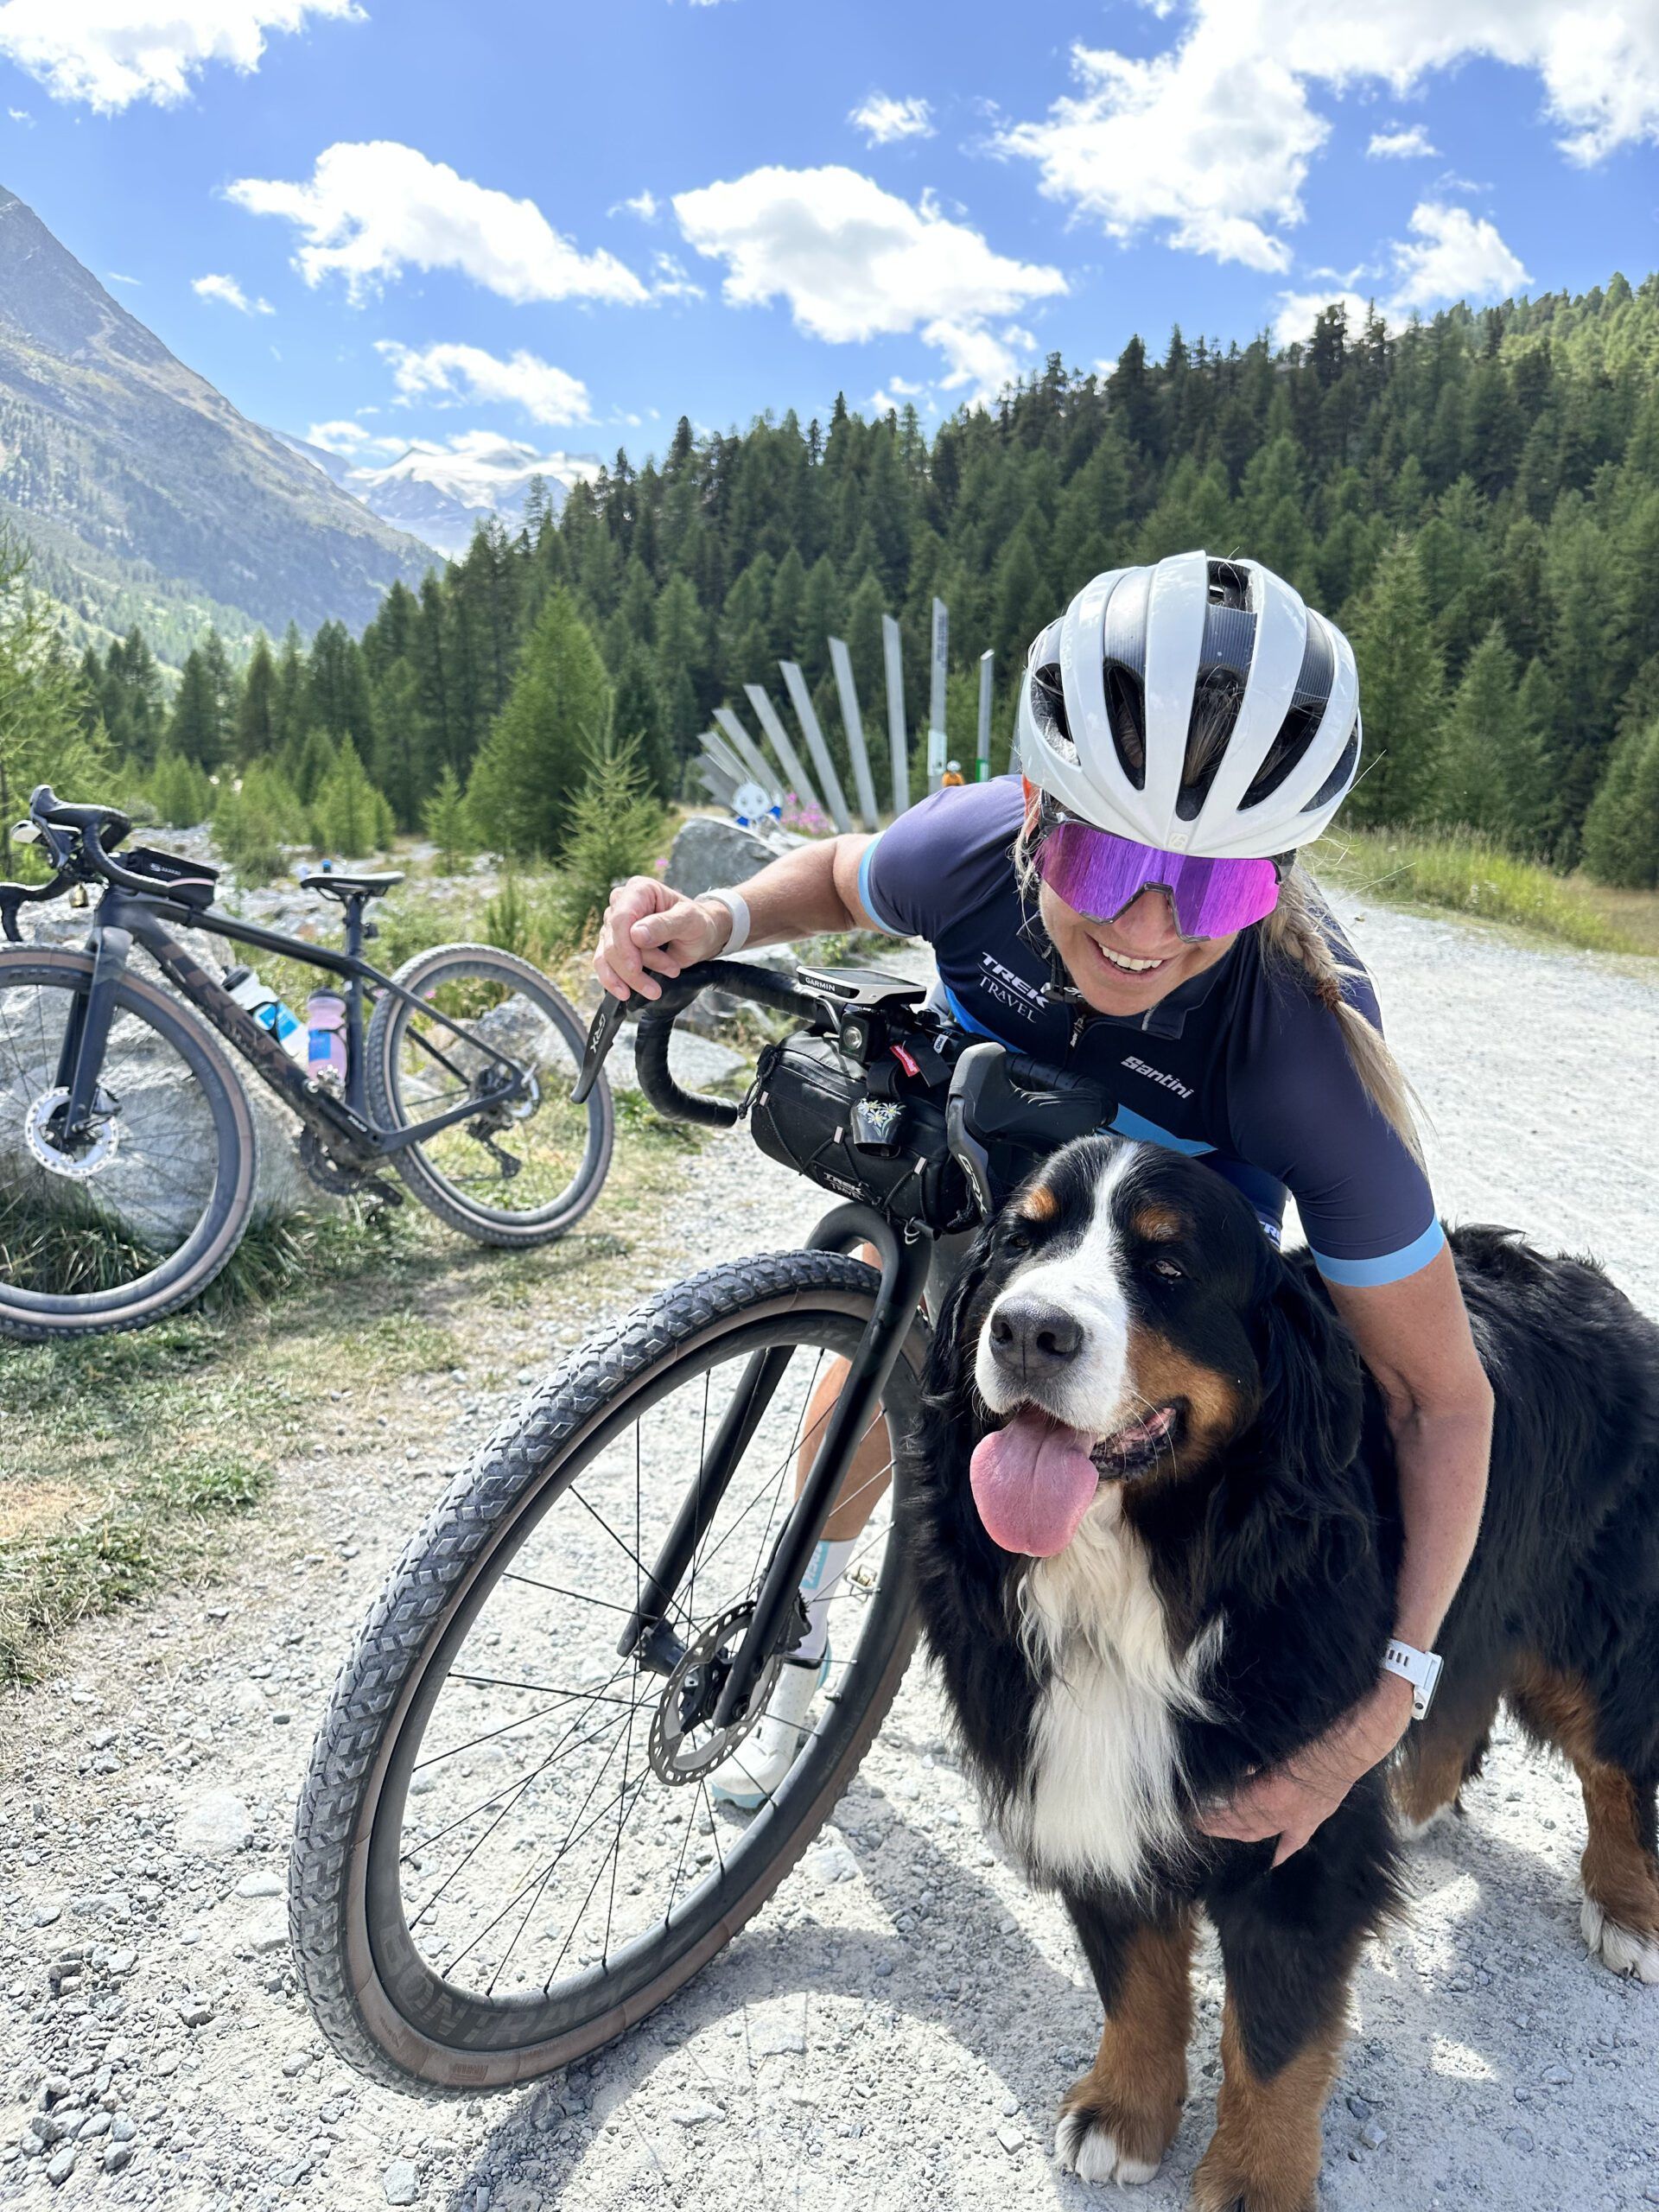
[969, 1412, 1100, 1557]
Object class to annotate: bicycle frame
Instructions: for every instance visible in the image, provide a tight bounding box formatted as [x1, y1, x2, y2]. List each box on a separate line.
[618, 1198, 935, 1732]
[51, 881, 540, 1172]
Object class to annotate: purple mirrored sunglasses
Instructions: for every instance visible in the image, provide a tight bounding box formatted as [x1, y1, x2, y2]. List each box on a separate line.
[1033, 807, 1284, 942]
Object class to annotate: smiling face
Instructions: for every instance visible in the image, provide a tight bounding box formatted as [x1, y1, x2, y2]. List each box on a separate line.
[1037, 877, 1238, 1017]
[962, 1138, 1272, 1557]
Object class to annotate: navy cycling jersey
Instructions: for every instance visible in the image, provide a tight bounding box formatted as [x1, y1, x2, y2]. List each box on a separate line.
[857, 777, 1442, 1288]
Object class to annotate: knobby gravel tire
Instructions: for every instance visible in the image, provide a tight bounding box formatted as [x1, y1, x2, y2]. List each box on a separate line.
[365, 943, 613, 1247]
[0, 948, 257, 1342]
[289, 1249, 924, 2095]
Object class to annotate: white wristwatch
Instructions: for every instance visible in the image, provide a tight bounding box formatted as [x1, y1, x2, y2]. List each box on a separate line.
[1382, 1637, 1443, 1721]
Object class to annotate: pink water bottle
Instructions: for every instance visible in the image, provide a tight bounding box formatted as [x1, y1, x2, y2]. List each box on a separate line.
[305, 990, 348, 1085]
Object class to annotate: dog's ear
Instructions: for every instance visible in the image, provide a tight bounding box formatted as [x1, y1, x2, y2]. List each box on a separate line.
[919, 1223, 998, 1411]
[1251, 1256, 1365, 1490]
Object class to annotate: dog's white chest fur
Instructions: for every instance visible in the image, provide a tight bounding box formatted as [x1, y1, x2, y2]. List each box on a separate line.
[1003, 1489, 1219, 1892]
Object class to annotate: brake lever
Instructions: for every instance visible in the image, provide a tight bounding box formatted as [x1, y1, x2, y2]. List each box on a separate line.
[945, 1041, 1112, 1219]
[571, 990, 634, 1105]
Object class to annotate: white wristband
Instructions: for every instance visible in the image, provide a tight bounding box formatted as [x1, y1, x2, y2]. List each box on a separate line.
[702, 887, 752, 956]
[1382, 1637, 1443, 1720]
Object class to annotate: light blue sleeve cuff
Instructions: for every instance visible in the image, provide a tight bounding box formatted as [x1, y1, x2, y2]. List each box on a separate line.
[856, 836, 909, 938]
[1311, 1218, 1446, 1288]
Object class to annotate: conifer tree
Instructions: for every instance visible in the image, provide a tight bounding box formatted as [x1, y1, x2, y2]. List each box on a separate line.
[467, 588, 612, 857]
[550, 729, 668, 946]
[1435, 624, 1518, 837]
[236, 634, 278, 763]
[167, 649, 226, 769]
[312, 737, 393, 859]
[422, 765, 474, 872]
[1347, 537, 1446, 825]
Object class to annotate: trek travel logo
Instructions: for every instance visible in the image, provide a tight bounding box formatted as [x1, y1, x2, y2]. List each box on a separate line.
[1122, 1054, 1192, 1101]
[976, 955, 1044, 1022]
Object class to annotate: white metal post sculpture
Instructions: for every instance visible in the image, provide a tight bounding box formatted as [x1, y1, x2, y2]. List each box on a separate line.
[779, 662, 853, 834]
[881, 613, 909, 818]
[976, 650, 995, 784]
[744, 683, 823, 821]
[827, 637, 880, 831]
[711, 705, 783, 804]
[927, 596, 949, 791]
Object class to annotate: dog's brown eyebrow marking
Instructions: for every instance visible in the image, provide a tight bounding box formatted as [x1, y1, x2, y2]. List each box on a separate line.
[1131, 1206, 1185, 1243]
[1020, 1182, 1060, 1223]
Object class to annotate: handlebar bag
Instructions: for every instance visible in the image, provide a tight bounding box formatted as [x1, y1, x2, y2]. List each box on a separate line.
[747, 1032, 973, 1232]
[124, 846, 219, 907]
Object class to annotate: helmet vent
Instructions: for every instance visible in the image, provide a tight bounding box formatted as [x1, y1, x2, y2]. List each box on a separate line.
[1028, 662, 1078, 763]
[1303, 715, 1360, 814]
[1243, 618, 1338, 809]
[1206, 559, 1251, 609]
[1100, 569, 1152, 789]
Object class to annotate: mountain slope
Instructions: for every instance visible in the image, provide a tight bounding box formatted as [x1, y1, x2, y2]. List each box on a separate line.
[0, 185, 435, 646]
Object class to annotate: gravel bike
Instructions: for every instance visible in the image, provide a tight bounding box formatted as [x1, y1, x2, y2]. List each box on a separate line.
[0, 785, 613, 1340]
[290, 952, 1109, 2093]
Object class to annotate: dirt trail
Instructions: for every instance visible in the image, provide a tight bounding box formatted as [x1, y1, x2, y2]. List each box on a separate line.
[1, 900, 1656, 2212]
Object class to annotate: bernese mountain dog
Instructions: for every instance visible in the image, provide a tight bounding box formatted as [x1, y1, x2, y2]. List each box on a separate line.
[902, 1135, 1659, 2212]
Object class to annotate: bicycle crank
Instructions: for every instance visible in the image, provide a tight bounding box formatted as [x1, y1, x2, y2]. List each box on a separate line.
[647, 1604, 783, 1786]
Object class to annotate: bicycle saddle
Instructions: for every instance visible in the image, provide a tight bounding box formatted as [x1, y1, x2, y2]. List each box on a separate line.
[302, 869, 404, 901]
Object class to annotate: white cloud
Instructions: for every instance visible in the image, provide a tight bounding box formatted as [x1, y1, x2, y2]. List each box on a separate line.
[1247, 1, 1659, 164]
[995, 30, 1328, 271]
[650, 251, 704, 300]
[1000, 2, 1659, 273]
[193, 270, 273, 315]
[227, 142, 648, 306]
[1272, 287, 1379, 349]
[673, 163, 1065, 403]
[1273, 200, 1529, 346]
[376, 340, 594, 427]
[107, 270, 139, 287]
[1387, 198, 1529, 310]
[8, 104, 33, 122]
[617, 189, 660, 221]
[303, 418, 397, 455]
[1368, 124, 1437, 157]
[849, 92, 934, 144]
[0, 0, 357, 112]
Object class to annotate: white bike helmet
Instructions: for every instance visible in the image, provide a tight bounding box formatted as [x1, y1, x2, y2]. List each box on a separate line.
[1016, 551, 1362, 859]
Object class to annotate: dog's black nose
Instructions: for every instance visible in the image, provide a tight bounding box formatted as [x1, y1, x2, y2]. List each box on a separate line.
[988, 1297, 1084, 1376]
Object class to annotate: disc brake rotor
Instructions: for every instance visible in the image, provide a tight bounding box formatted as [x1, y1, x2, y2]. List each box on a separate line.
[23, 1088, 121, 1179]
[647, 1604, 783, 1786]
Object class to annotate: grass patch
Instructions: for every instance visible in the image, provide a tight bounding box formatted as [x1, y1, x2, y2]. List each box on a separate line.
[0, 1451, 272, 1684]
[0, 1087, 711, 1681]
[1313, 826, 1654, 957]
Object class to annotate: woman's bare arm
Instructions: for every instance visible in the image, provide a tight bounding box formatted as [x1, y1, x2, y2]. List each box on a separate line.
[594, 833, 879, 1001]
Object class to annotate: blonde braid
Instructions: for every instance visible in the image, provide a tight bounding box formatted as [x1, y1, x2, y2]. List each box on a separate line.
[1261, 865, 1425, 1163]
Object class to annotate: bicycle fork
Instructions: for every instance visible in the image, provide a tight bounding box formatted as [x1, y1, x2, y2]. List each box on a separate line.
[56, 925, 132, 1141]
[615, 1205, 932, 1731]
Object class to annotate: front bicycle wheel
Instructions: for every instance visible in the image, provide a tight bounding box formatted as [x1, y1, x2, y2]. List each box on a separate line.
[290, 1249, 921, 2093]
[366, 944, 613, 1247]
[0, 949, 257, 1340]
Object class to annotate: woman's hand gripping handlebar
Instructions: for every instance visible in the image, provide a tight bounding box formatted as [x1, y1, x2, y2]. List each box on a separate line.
[571, 960, 815, 1127]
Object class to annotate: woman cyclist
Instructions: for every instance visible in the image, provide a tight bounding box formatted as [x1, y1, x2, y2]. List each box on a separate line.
[594, 551, 1493, 1859]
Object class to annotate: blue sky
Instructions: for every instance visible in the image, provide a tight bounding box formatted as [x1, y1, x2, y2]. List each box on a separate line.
[2, 2, 1656, 477]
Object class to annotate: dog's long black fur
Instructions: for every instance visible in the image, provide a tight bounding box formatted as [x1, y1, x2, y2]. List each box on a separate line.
[899, 1135, 1659, 2184]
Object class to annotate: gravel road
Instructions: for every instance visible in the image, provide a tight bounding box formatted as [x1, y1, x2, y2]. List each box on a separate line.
[2, 899, 1656, 2212]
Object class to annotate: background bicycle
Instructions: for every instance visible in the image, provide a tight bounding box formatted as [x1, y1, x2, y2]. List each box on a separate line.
[0, 785, 614, 1341]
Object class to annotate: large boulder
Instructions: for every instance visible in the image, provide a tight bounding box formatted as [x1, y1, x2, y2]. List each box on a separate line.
[664, 815, 799, 900]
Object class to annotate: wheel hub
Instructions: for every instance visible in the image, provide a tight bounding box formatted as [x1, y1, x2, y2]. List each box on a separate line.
[23, 1087, 121, 1179]
[647, 1604, 782, 1786]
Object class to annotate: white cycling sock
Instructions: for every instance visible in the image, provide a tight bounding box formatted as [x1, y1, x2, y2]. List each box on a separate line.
[791, 1536, 858, 1668]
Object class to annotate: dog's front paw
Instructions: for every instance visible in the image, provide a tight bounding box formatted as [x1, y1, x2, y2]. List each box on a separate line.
[1582, 1897, 1659, 1983]
[1054, 2105, 1162, 2186]
[1189, 2145, 1315, 2212]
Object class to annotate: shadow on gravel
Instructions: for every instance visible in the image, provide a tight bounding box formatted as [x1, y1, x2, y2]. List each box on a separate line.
[436, 1794, 1104, 2211]
[435, 1770, 1652, 2212]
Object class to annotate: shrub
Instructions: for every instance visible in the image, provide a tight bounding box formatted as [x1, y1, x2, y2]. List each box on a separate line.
[548, 728, 667, 948]
[422, 764, 474, 872]
[214, 761, 308, 885]
[149, 749, 213, 828]
[312, 739, 395, 860]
